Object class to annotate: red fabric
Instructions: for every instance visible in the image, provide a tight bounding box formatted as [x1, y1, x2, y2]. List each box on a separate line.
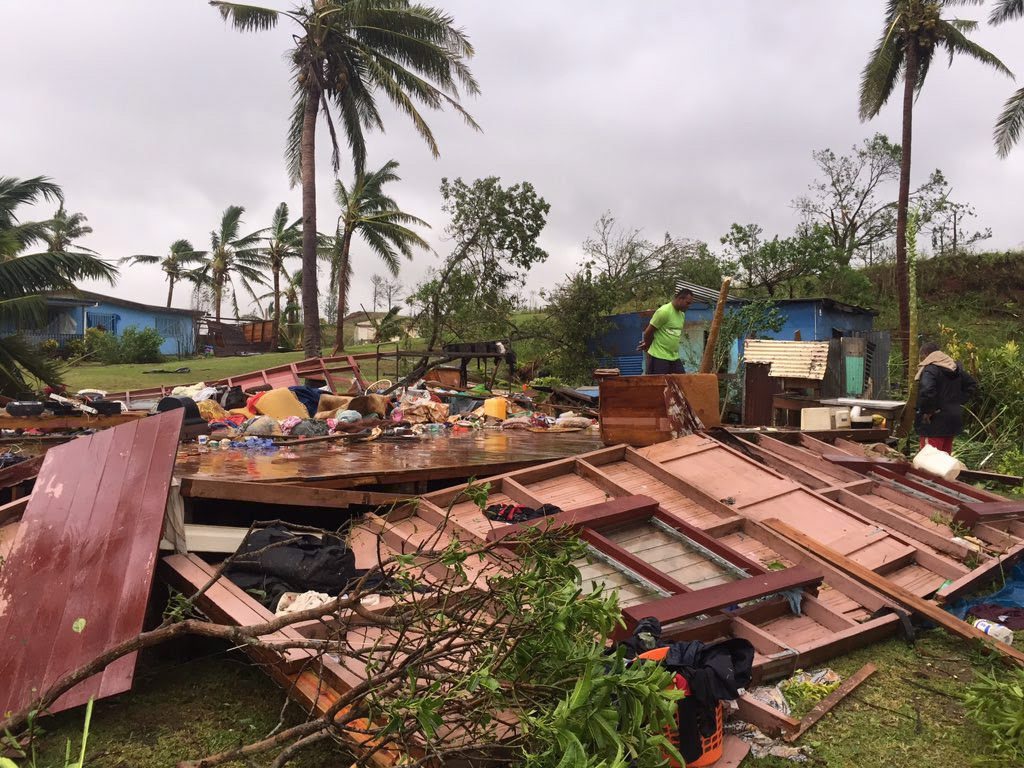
[919, 436, 954, 453]
[245, 391, 267, 414]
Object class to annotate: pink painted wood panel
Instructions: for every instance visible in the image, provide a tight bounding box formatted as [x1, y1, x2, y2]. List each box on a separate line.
[0, 409, 183, 717]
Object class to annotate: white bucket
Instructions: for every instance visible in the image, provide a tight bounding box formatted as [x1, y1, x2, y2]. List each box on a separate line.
[912, 443, 965, 481]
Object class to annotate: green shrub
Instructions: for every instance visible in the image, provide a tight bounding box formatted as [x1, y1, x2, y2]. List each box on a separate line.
[963, 667, 1024, 766]
[93, 326, 164, 364]
[37, 338, 59, 358]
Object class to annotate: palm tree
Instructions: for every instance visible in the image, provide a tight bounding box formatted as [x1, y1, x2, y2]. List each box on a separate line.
[42, 204, 96, 254]
[121, 239, 207, 308]
[259, 202, 301, 349]
[211, 0, 479, 358]
[331, 159, 429, 353]
[0, 176, 117, 395]
[859, 0, 1012, 368]
[991, 0, 1024, 156]
[196, 205, 266, 322]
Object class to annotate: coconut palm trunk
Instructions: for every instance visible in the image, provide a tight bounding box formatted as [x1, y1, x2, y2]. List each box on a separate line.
[894, 44, 918, 370]
[273, 266, 282, 351]
[334, 231, 353, 353]
[167, 279, 175, 308]
[300, 84, 321, 358]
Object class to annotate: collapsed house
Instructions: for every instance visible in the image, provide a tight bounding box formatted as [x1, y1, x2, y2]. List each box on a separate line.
[2, 355, 1023, 765]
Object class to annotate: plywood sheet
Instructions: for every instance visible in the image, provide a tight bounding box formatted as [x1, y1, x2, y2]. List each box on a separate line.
[0, 410, 183, 717]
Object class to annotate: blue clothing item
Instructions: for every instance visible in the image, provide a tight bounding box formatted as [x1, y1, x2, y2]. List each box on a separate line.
[289, 385, 323, 417]
[946, 562, 1024, 620]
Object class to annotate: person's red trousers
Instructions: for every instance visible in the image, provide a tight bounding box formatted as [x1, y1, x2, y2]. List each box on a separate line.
[919, 436, 954, 453]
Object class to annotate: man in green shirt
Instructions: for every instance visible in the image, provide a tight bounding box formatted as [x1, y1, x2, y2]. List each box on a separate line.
[639, 286, 694, 374]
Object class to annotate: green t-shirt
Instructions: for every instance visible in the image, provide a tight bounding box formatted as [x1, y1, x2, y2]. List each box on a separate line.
[648, 302, 685, 361]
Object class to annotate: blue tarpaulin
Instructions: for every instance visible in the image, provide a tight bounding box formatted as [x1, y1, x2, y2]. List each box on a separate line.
[945, 562, 1024, 621]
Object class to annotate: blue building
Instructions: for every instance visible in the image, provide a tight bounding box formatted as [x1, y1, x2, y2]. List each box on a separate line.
[9, 290, 199, 357]
[595, 297, 877, 376]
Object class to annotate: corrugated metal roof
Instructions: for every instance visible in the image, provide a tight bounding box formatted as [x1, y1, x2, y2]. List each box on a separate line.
[743, 339, 830, 380]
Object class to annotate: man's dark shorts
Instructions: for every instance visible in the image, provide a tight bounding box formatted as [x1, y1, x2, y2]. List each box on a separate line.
[647, 357, 685, 375]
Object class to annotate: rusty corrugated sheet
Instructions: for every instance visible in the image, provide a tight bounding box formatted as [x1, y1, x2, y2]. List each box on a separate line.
[744, 339, 830, 380]
[0, 409, 184, 716]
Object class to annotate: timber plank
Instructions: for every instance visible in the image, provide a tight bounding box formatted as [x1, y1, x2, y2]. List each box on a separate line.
[762, 518, 1024, 667]
[784, 663, 877, 742]
[0, 410, 183, 717]
[181, 478, 409, 509]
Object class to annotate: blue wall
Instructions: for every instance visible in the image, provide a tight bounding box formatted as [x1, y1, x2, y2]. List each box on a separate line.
[594, 299, 874, 377]
[86, 301, 194, 356]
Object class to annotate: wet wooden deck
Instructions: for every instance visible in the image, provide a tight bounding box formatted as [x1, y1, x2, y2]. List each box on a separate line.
[175, 429, 604, 489]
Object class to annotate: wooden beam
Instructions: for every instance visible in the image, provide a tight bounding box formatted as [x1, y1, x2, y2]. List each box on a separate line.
[180, 478, 410, 509]
[0, 496, 29, 526]
[485, 495, 659, 543]
[699, 277, 732, 374]
[620, 566, 823, 629]
[735, 693, 801, 737]
[784, 663, 877, 742]
[761, 518, 1024, 667]
[959, 468, 1024, 488]
[624, 448, 739, 520]
[757, 435, 863, 482]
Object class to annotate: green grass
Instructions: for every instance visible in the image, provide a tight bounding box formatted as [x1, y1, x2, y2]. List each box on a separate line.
[27, 640, 343, 768]
[24, 629, 1008, 768]
[59, 340, 432, 392]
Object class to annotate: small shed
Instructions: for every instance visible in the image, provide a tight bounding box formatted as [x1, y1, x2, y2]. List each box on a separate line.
[594, 296, 878, 376]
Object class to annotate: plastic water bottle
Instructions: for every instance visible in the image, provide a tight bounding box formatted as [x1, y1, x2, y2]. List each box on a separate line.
[973, 619, 1015, 645]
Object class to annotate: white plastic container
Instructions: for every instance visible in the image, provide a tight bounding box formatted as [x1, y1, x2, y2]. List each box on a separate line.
[831, 408, 851, 430]
[800, 407, 833, 431]
[912, 443, 965, 481]
[973, 619, 1015, 645]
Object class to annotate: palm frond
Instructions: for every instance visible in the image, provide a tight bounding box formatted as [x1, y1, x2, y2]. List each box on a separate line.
[0, 334, 65, 396]
[0, 250, 117, 295]
[120, 253, 162, 266]
[0, 176, 63, 226]
[219, 205, 246, 243]
[990, 0, 1024, 24]
[859, 14, 904, 120]
[0, 295, 48, 328]
[995, 85, 1024, 157]
[938, 20, 1013, 76]
[210, 1, 281, 31]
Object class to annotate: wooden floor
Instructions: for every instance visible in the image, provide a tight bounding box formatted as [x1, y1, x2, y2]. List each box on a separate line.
[174, 429, 605, 489]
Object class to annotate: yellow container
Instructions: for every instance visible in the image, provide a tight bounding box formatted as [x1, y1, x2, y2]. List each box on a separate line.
[483, 397, 507, 419]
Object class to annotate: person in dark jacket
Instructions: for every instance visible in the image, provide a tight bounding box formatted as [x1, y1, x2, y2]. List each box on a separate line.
[914, 342, 978, 453]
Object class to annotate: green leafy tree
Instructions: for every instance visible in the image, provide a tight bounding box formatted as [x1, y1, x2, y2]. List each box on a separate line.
[260, 202, 301, 348]
[411, 177, 550, 351]
[121, 239, 207, 307]
[196, 205, 265, 322]
[0, 176, 117, 395]
[330, 160, 429, 353]
[858, 0, 1012, 367]
[991, 0, 1024, 156]
[211, 0, 479, 359]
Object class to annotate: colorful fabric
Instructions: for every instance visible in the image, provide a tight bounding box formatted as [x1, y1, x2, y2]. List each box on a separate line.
[648, 302, 685, 362]
[279, 415, 303, 435]
[254, 388, 309, 420]
[919, 436, 954, 453]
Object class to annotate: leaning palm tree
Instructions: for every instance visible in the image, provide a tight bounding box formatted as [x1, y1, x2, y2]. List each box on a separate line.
[196, 205, 266, 322]
[859, 0, 1012, 369]
[259, 202, 301, 349]
[0, 176, 117, 395]
[211, 0, 479, 358]
[121, 239, 207, 308]
[331, 159, 429, 353]
[991, 0, 1024, 156]
[42, 204, 96, 254]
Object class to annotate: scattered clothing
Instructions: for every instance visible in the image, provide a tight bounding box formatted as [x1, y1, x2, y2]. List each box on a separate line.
[225, 524, 362, 611]
[288, 385, 324, 418]
[919, 435, 955, 453]
[968, 604, 1024, 630]
[290, 419, 329, 437]
[483, 503, 563, 524]
[334, 409, 363, 423]
[196, 399, 230, 423]
[253, 388, 308, 420]
[279, 415, 303, 435]
[275, 590, 333, 616]
[947, 562, 1024, 626]
[242, 415, 281, 436]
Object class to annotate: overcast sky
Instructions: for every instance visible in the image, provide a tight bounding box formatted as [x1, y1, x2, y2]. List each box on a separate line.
[2, 1, 1021, 315]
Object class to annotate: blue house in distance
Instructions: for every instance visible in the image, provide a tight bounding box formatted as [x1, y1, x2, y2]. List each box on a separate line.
[9, 290, 200, 357]
[595, 297, 877, 375]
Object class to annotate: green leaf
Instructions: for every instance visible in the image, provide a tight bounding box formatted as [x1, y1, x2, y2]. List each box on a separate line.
[72, 618, 86, 634]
